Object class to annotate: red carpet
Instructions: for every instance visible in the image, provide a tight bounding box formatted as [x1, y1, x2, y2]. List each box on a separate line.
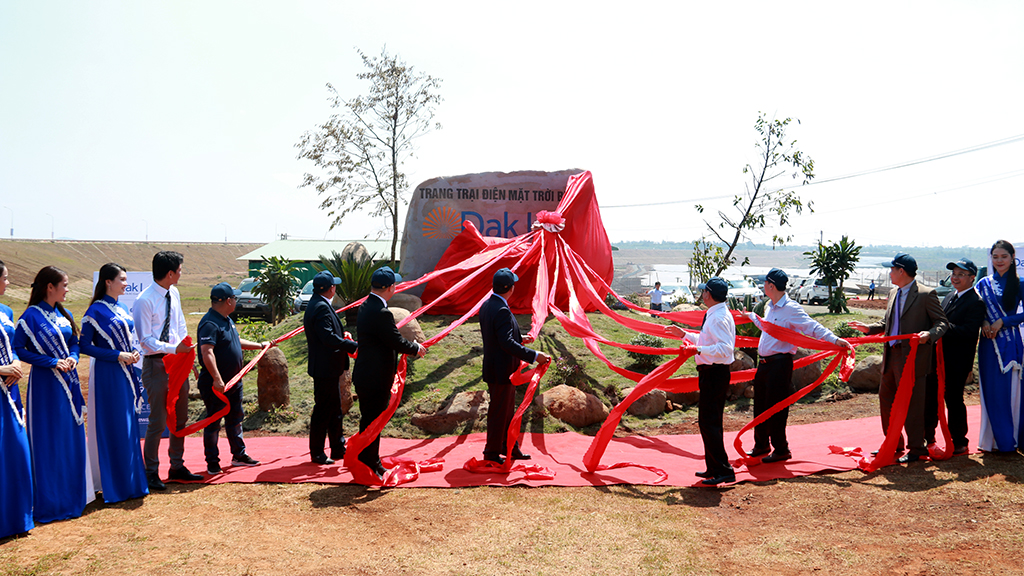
[160, 405, 982, 488]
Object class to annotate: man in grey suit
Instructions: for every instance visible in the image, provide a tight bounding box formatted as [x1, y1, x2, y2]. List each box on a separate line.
[851, 253, 948, 463]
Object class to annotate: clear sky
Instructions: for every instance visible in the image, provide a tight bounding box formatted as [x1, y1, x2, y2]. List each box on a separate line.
[1, 1, 1021, 249]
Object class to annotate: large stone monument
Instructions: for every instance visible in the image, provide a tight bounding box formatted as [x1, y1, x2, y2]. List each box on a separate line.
[399, 169, 581, 292]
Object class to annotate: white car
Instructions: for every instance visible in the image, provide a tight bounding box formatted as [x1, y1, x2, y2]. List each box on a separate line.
[725, 278, 764, 301]
[292, 279, 315, 313]
[657, 285, 695, 309]
[797, 279, 838, 305]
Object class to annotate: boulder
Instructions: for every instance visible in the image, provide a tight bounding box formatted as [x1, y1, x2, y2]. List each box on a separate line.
[339, 370, 354, 415]
[622, 387, 667, 417]
[848, 355, 883, 392]
[411, 390, 488, 434]
[666, 390, 700, 406]
[793, 347, 823, 388]
[341, 241, 371, 264]
[256, 346, 290, 411]
[727, 350, 755, 399]
[389, 307, 427, 343]
[743, 384, 755, 399]
[536, 384, 609, 428]
[389, 292, 423, 313]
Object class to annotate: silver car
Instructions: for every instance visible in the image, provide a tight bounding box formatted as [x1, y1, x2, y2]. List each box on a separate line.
[233, 278, 272, 321]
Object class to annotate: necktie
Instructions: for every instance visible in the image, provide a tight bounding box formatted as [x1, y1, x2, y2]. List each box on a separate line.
[945, 293, 958, 313]
[160, 292, 171, 343]
[701, 311, 708, 328]
[889, 289, 901, 346]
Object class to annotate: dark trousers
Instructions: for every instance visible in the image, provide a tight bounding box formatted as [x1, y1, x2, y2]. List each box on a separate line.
[309, 373, 347, 459]
[354, 382, 391, 468]
[924, 365, 970, 449]
[879, 346, 927, 456]
[198, 381, 246, 466]
[484, 380, 519, 457]
[752, 354, 794, 453]
[697, 363, 733, 476]
[141, 356, 188, 474]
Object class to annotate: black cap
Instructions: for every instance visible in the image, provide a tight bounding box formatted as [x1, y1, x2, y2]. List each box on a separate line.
[312, 270, 342, 292]
[946, 258, 978, 276]
[370, 266, 402, 288]
[697, 277, 729, 302]
[492, 268, 519, 291]
[211, 282, 241, 301]
[765, 268, 789, 290]
[888, 253, 918, 275]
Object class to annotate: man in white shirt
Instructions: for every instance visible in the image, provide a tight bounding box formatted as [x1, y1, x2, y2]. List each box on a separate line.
[133, 251, 199, 489]
[666, 277, 736, 485]
[746, 268, 852, 464]
[647, 282, 672, 311]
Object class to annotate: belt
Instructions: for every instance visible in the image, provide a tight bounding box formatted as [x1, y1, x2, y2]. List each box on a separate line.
[696, 364, 729, 372]
[145, 353, 166, 359]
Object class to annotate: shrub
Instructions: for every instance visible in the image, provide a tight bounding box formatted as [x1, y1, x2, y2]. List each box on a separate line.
[627, 333, 666, 373]
[832, 321, 858, 339]
[236, 318, 272, 363]
[253, 256, 300, 324]
[547, 356, 588, 390]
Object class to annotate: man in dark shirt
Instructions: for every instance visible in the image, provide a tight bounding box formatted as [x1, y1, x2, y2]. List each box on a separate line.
[197, 282, 269, 475]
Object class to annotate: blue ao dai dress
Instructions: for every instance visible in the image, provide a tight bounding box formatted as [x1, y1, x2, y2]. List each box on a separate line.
[0, 302, 33, 537]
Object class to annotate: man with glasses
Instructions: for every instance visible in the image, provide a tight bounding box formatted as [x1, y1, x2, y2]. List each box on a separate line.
[196, 282, 270, 475]
[925, 259, 985, 455]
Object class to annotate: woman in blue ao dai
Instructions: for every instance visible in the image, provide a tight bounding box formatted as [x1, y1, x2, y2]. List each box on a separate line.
[81, 263, 148, 503]
[0, 260, 34, 538]
[13, 266, 95, 523]
[976, 240, 1024, 452]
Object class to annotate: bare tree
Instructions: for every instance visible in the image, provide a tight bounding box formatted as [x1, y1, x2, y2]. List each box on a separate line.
[691, 112, 815, 278]
[296, 47, 442, 263]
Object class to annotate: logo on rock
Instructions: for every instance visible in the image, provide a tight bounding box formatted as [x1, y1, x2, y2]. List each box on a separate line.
[422, 206, 461, 240]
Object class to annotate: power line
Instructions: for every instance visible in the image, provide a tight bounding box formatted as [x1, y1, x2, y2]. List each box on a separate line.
[601, 133, 1024, 209]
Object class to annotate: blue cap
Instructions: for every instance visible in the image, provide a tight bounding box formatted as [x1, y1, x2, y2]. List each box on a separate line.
[697, 277, 729, 302]
[370, 266, 402, 288]
[492, 267, 519, 291]
[889, 253, 918, 275]
[312, 270, 342, 292]
[946, 258, 978, 276]
[765, 268, 789, 289]
[211, 282, 241, 301]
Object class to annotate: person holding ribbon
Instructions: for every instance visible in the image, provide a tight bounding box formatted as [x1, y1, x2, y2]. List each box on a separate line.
[745, 268, 853, 464]
[0, 259, 33, 537]
[976, 240, 1024, 452]
[133, 251, 200, 490]
[196, 282, 268, 474]
[79, 263, 149, 503]
[850, 253, 948, 463]
[13, 266, 95, 522]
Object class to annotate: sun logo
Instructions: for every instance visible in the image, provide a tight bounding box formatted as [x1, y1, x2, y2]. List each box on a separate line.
[422, 206, 462, 239]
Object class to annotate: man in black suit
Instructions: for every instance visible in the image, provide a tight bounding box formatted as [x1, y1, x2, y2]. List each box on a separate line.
[304, 271, 358, 465]
[925, 258, 985, 454]
[480, 268, 550, 464]
[352, 266, 425, 478]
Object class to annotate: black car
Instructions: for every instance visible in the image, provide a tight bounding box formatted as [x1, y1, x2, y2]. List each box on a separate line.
[232, 278, 272, 321]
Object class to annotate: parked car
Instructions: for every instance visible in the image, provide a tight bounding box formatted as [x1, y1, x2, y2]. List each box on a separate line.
[293, 279, 315, 313]
[233, 278, 272, 321]
[725, 278, 764, 301]
[657, 285, 695, 309]
[935, 275, 956, 298]
[797, 279, 839, 305]
[788, 277, 812, 300]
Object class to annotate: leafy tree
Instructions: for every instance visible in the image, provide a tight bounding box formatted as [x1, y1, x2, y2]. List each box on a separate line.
[253, 256, 300, 324]
[692, 112, 815, 277]
[312, 250, 378, 327]
[804, 235, 862, 313]
[296, 48, 443, 263]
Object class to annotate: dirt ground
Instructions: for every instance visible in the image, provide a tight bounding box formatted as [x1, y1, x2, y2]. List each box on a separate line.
[3, 389, 1022, 576]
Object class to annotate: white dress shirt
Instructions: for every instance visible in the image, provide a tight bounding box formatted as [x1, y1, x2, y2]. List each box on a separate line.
[683, 301, 735, 365]
[751, 294, 839, 356]
[133, 282, 188, 356]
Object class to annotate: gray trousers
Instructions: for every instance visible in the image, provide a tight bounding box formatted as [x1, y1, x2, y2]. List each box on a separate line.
[142, 356, 189, 474]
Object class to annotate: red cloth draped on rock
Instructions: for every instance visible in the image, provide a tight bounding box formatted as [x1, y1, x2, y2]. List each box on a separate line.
[155, 169, 954, 487]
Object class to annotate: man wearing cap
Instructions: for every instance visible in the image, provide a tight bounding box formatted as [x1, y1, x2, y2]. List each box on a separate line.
[352, 266, 426, 479]
[924, 258, 985, 454]
[745, 268, 853, 463]
[305, 271, 358, 465]
[666, 277, 736, 485]
[851, 253, 948, 463]
[480, 268, 551, 465]
[196, 282, 270, 474]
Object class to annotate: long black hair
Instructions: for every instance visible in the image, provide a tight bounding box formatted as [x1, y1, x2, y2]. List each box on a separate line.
[91, 263, 126, 304]
[991, 239, 1020, 314]
[28, 266, 79, 337]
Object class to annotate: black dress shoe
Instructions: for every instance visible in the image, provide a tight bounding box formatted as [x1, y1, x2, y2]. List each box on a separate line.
[167, 466, 203, 482]
[694, 470, 713, 479]
[311, 454, 335, 465]
[372, 463, 388, 481]
[952, 445, 969, 455]
[762, 450, 792, 464]
[701, 473, 736, 486]
[747, 446, 771, 457]
[146, 473, 167, 491]
[898, 453, 923, 464]
[482, 453, 506, 465]
[511, 451, 532, 461]
[330, 450, 346, 461]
